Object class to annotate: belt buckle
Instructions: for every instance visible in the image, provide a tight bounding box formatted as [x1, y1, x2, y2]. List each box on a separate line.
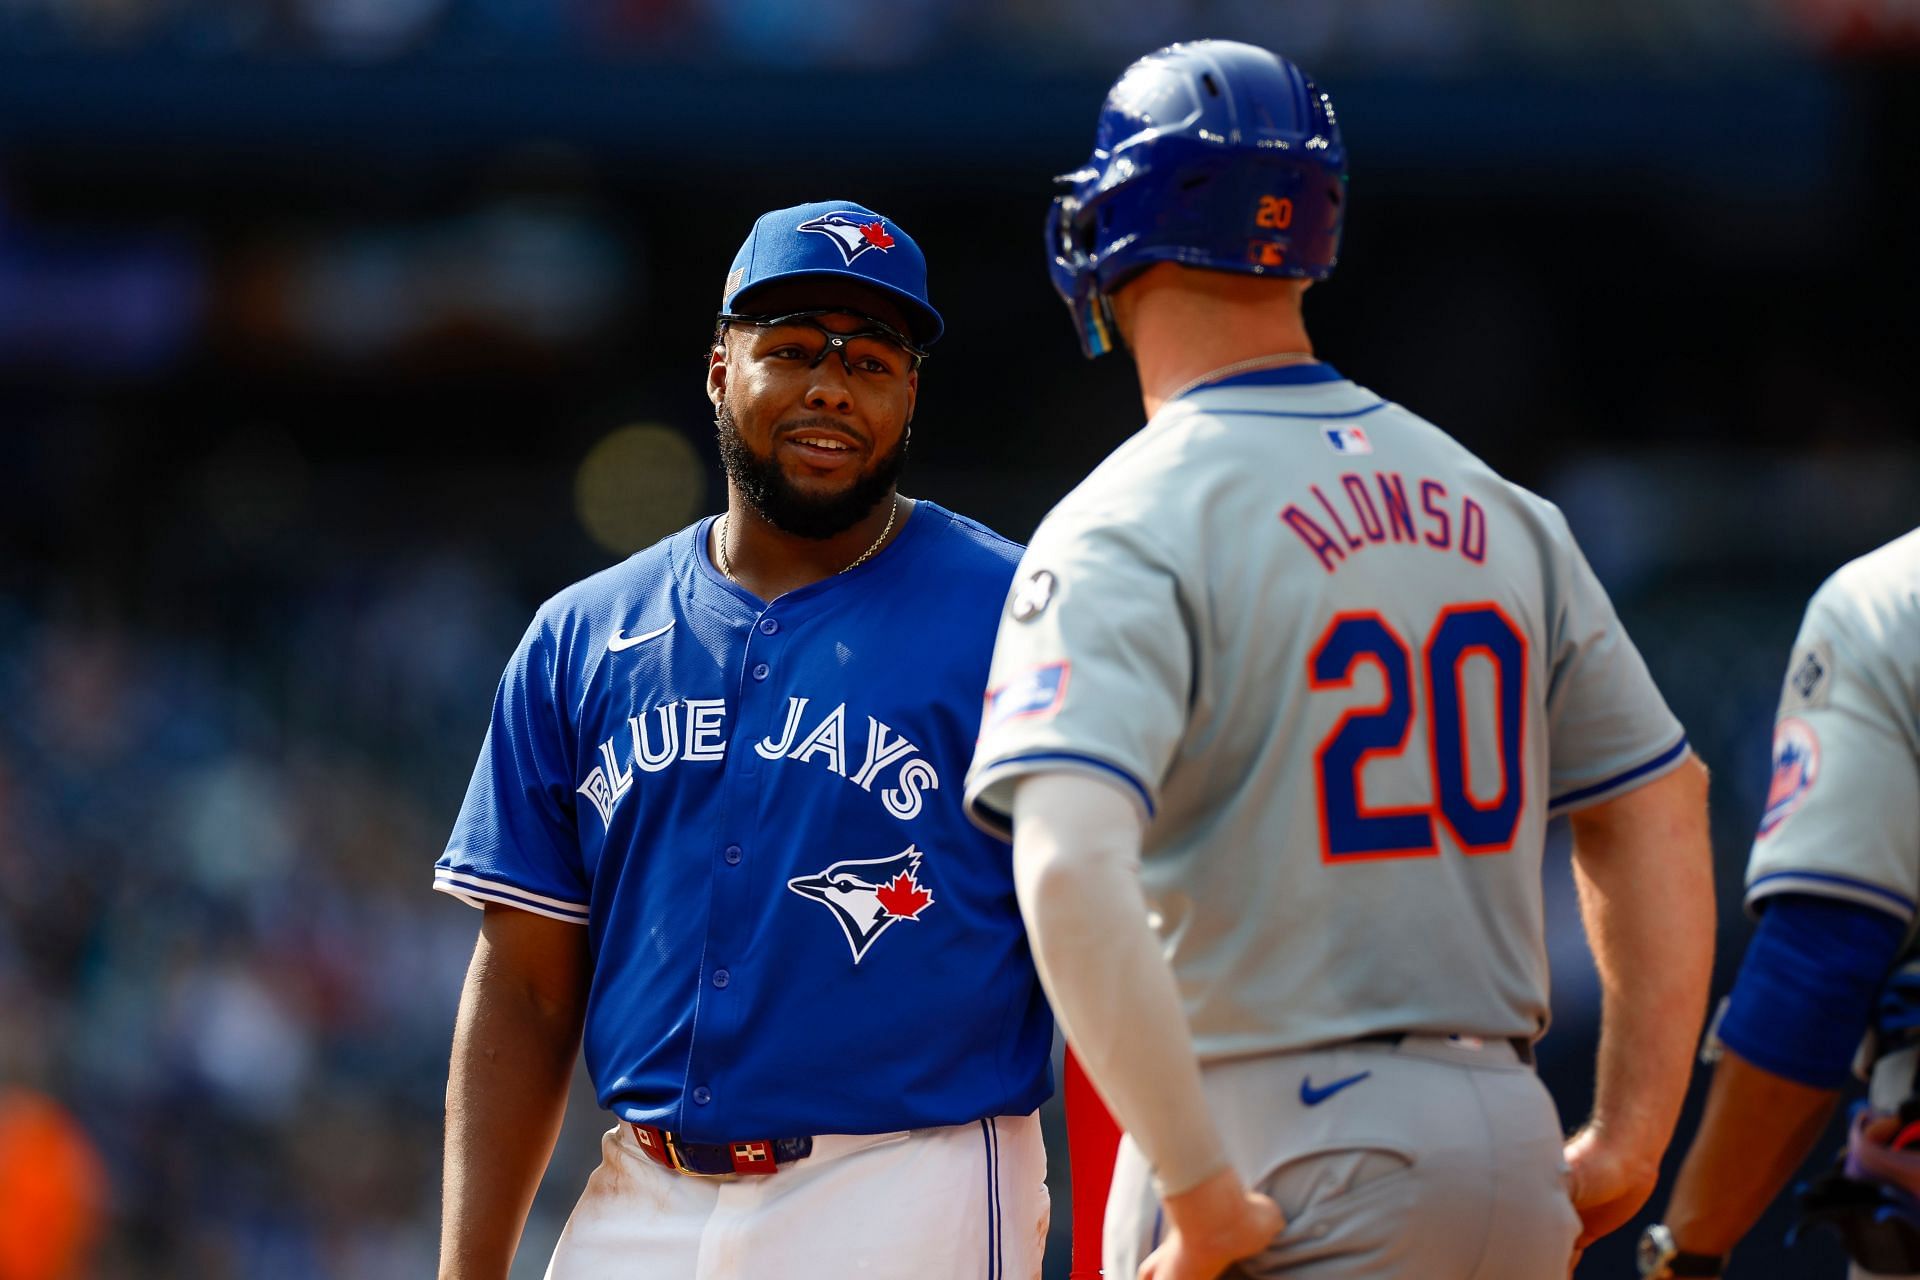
[631, 1123, 780, 1177]
[665, 1132, 732, 1179]
[632, 1123, 724, 1178]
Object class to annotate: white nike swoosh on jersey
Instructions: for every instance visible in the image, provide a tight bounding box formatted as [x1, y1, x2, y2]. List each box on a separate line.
[608, 621, 675, 651]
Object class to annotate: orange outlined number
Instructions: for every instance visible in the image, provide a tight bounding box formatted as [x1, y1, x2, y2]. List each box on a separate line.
[1256, 195, 1294, 229]
[1309, 602, 1529, 863]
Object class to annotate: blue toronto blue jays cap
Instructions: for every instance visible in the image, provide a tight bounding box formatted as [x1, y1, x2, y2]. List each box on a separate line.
[721, 199, 944, 346]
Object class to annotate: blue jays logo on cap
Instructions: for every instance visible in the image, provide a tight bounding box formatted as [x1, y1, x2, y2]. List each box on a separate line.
[787, 845, 935, 963]
[797, 211, 899, 266]
[722, 199, 945, 346]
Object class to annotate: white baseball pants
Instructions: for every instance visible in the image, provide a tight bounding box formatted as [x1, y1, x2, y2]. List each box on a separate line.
[546, 1111, 1047, 1279]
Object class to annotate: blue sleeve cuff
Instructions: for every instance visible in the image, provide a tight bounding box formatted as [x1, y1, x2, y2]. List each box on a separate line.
[1547, 736, 1690, 816]
[1716, 894, 1906, 1089]
[965, 750, 1157, 842]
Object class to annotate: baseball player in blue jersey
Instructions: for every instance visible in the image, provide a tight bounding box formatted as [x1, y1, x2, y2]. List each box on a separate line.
[434, 201, 1055, 1279]
[965, 43, 1717, 1280]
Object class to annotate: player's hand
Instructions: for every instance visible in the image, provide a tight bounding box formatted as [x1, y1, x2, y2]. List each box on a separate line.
[1562, 1124, 1659, 1259]
[1138, 1168, 1284, 1280]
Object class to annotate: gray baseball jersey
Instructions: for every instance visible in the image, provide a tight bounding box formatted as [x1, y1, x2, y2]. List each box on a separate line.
[1738, 530, 1920, 1280]
[1745, 527, 1920, 929]
[964, 364, 1688, 1059]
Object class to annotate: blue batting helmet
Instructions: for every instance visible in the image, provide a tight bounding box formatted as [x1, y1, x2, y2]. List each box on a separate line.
[1047, 41, 1348, 358]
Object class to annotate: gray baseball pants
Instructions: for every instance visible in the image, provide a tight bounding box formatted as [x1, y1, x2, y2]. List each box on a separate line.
[1106, 1034, 1580, 1279]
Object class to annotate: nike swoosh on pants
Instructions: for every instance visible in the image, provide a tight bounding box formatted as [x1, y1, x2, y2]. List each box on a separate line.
[1298, 1070, 1372, 1106]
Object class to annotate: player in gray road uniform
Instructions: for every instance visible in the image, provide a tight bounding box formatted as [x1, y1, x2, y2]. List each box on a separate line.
[963, 41, 1717, 1280]
[1645, 527, 1920, 1280]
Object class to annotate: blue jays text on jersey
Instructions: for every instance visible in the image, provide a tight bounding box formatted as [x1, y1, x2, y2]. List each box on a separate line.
[435, 503, 1053, 1144]
[574, 692, 945, 829]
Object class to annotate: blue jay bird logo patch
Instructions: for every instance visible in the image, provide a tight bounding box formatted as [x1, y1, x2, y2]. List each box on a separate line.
[788, 845, 935, 963]
[797, 212, 898, 266]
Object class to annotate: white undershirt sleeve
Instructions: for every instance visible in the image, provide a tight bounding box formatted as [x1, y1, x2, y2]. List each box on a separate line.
[1010, 771, 1227, 1196]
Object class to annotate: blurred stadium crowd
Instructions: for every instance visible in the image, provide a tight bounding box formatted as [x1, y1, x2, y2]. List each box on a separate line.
[0, 554, 523, 1276]
[1, 4, 1916, 1277]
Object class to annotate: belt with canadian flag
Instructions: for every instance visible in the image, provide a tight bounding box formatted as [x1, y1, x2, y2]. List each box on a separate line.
[630, 1123, 815, 1177]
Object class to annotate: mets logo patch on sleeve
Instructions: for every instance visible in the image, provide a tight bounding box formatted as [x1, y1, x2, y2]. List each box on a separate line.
[984, 662, 1069, 731]
[1757, 717, 1820, 839]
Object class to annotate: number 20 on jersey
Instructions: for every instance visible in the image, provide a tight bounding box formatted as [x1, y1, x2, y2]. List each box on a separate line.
[1309, 603, 1528, 863]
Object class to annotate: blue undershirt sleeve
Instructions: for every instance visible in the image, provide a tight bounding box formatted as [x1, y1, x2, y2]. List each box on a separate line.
[1717, 893, 1908, 1090]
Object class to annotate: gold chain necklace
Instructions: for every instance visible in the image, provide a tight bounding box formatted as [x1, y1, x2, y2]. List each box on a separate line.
[716, 496, 899, 584]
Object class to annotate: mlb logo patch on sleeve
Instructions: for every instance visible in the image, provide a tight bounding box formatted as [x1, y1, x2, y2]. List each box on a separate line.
[985, 662, 1070, 730]
[1323, 425, 1372, 455]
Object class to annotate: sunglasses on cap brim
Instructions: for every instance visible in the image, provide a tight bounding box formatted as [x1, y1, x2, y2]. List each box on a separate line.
[716, 309, 928, 368]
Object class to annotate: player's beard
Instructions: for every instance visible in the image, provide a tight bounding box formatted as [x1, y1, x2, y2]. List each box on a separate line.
[715, 404, 909, 540]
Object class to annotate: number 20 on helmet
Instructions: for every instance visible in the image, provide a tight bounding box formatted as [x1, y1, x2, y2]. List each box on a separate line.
[1047, 39, 1350, 358]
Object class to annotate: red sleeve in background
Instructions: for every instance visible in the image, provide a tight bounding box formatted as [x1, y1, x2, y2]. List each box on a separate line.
[1064, 1045, 1123, 1280]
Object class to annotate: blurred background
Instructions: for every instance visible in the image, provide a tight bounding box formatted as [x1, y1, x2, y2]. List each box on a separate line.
[1, 0, 1916, 1276]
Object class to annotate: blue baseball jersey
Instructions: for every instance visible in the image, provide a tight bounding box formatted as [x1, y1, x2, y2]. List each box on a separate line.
[436, 501, 1053, 1142]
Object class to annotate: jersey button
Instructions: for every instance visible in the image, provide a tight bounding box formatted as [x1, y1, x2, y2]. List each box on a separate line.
[751, 662, 770, 681]
[692, 1087, 712, 1106]
[712, 969, 730, 988]
[724, 844, 742, 865]
[758, 617, 779, 635]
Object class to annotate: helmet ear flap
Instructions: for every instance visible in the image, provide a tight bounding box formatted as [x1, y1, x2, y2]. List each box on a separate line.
[1090, 293, 1120, 358]
[1046, 194, 1119, 360]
